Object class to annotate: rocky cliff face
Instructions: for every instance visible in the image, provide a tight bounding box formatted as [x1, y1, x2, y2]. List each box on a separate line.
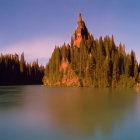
[73, 13, 89, 48]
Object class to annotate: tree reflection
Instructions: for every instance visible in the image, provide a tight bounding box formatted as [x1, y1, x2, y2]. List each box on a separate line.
[44, 88, 137, 136]
[0, 86, 24, 108]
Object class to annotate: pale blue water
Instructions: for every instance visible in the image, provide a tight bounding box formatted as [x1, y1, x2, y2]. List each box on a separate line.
[0, 86, 140, 140]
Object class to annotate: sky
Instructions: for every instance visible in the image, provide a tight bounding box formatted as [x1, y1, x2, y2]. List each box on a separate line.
[0, 0, 140, 66]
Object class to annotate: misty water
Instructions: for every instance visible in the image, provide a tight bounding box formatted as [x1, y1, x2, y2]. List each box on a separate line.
[0, 86, 140, 140]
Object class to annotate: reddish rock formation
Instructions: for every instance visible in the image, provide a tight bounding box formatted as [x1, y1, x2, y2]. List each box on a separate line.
[73, 12, 89, 48]
[59, 58, 68, 73]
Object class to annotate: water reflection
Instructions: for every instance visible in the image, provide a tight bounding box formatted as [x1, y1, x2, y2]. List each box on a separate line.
[0, 86, 139, 140]
[0, 86, 24, 108]
[44, 88, 137, 136]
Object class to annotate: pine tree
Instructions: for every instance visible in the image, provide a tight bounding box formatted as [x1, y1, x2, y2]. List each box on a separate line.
[103, 56, 111, 87]
[134, 62, 138, 80]
[112, 53, 119, 87]
[125, 54, 131, 77]
[20, 52, 25, 73]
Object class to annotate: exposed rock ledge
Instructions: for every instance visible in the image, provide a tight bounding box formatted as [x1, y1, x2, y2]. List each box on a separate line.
[136, 83, 140, 91]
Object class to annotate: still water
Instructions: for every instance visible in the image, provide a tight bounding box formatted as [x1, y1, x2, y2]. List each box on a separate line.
[0, 86, 140, 140]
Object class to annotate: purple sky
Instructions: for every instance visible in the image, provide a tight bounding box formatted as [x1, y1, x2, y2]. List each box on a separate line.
[0, 0, 140, 65]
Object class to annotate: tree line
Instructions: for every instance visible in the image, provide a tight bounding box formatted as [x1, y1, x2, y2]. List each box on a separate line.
[0, 52, 44, 85]
[43, 35, 140, 88]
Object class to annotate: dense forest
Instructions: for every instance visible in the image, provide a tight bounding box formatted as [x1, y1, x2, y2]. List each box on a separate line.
[43, 36, 140, 88]
[0, 53, 44, 85]
[43, 13, 140, 88]
[0, 13, 140, 87]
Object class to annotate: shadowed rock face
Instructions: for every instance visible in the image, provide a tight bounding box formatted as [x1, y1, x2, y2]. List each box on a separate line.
[73, 13, 89, 48]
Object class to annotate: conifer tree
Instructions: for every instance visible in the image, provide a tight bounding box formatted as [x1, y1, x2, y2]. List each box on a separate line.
[20, 52, 25, 73]
[112, 53, 119, 87]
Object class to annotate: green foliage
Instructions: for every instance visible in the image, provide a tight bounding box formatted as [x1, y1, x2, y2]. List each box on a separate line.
[43, 34, 139, 88]
[112, 53, 119, 87]
[118, 75, 135, 88]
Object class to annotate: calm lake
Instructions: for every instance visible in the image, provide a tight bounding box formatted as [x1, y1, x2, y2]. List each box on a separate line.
[0, 86, 140, 140]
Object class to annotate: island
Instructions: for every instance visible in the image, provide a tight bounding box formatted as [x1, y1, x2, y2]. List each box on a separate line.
[43, 13, 140, 88]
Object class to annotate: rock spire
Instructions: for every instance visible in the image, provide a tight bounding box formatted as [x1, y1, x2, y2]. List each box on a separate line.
[73, 12, 89, 48]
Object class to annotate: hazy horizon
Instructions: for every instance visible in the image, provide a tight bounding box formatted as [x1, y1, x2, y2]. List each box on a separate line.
[0, 0, 140, 65]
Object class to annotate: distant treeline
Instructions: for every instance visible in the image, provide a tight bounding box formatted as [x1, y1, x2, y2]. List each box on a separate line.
[0, 53, 44, 85]
[43, 35, 140, 87]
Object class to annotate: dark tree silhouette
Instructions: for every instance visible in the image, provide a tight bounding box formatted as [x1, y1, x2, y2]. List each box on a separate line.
[0, 53, 44, 85]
